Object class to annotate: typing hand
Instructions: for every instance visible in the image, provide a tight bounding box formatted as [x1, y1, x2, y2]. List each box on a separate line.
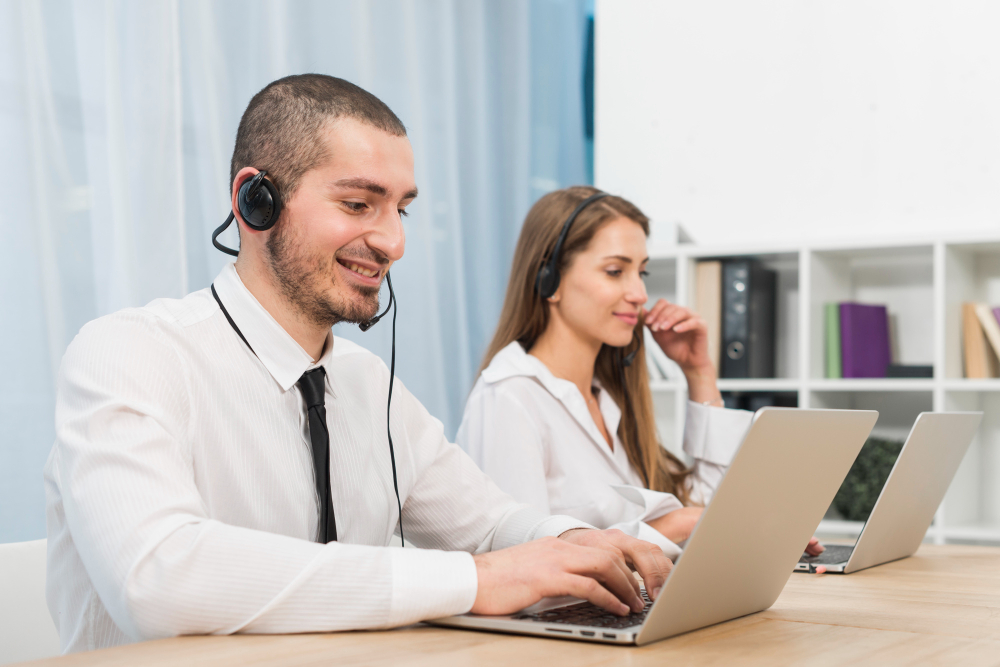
[470, 529, 671, 617]
[647, 506, 703, 544]
[805, 536, 825, 556]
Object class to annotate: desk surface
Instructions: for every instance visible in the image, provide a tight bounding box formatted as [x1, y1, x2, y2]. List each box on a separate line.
[25, 544, 1000, 667]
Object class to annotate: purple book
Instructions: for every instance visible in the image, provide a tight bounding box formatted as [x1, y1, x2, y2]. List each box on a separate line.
[840, 303, 891, 378]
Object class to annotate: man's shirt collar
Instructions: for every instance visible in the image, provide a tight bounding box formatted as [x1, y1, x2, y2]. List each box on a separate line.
[213, 263, 334, 392]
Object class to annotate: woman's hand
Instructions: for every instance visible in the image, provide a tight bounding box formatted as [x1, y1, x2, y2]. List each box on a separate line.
[644, 300, 721, 403]
[805, 536, 825, 557]
[647, 507, 703, 544]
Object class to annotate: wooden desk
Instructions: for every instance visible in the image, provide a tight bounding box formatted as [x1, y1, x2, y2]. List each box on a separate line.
[24, 545, 1000, 667]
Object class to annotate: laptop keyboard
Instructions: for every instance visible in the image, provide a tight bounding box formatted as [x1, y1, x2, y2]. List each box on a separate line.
[799, 543, 855, 565]
[511, 590, 652, 629]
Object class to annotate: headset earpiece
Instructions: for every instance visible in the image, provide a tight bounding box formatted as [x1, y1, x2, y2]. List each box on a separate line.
[212, 169, 282, 256]
[535, 191, 609, 300]
[535, 263, 560, 300]
[237, 171, 282, 231]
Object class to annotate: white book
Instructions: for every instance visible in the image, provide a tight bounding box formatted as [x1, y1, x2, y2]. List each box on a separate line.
[644, 328, 681, 380]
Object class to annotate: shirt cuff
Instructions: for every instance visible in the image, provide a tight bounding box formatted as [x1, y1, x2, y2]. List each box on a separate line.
[684, 400, 754, 465]
[636, 521, 683, 561]
[389, 547, 478, 625]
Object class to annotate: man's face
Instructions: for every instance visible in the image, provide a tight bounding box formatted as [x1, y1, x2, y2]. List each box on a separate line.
[266, 117, 416, 327]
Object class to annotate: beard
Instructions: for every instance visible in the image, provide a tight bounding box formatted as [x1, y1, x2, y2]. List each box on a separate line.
[265, 222, 383, 329]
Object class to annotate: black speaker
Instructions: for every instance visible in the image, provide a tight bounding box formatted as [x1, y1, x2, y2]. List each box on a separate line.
[720, 259, 776, 378]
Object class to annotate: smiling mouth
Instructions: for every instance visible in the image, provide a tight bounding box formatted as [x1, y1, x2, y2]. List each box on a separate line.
[337, 259, 383, 279]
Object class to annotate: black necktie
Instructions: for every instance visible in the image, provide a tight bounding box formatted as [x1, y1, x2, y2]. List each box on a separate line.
[297, 367, 337, 543]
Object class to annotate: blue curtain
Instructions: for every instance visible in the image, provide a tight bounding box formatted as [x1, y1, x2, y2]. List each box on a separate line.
[0, 0, 588, 543]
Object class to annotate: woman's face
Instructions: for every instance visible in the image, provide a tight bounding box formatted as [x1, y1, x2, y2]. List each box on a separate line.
[549, 216, 649, 348]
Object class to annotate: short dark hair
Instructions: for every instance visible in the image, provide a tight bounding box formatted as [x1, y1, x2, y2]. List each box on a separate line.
[230, 74, 407, 205]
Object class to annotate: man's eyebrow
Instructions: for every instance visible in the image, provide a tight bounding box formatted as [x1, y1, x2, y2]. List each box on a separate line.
[332, 178, 388, 197]
[332, 178, 418, 201]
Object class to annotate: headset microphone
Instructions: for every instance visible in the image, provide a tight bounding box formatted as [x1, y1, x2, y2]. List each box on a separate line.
[359, 272, 394, 332]
[357, 272, 405, 546]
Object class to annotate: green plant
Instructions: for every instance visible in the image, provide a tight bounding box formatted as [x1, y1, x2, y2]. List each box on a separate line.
[831, 436, 904, 522]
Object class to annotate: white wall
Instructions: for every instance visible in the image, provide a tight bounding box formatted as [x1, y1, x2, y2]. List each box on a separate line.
[595, 0, 1000, 247]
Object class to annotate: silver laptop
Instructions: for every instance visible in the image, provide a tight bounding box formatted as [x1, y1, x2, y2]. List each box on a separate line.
[430, 408, 877, 645]
[796, 411, 982, 574]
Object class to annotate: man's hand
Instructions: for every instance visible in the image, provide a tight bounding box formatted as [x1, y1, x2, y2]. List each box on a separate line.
[647, 507, 703, 543]
[471, 529, 671, 617]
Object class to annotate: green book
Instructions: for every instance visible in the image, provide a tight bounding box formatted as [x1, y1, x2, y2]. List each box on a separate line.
[825, 302, 842, 378]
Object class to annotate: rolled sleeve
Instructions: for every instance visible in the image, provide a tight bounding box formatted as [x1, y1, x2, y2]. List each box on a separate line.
[683, 401, 754, 465]
[608, 485, 684, 559]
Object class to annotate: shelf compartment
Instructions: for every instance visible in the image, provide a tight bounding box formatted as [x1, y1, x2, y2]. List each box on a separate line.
[809, 245, 934, 380]
[809, 390, 931, 441]
[644, 256, 677, 305]
[943, 241, 1000, 379]
[941, 391, 1000, 534]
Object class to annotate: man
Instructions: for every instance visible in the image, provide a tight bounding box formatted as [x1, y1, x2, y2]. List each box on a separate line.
[44, 74, 672, 653]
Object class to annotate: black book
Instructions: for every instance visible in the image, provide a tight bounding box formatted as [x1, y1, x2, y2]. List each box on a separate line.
[885, 364, 933, 378]
[720, 259, 777, 378]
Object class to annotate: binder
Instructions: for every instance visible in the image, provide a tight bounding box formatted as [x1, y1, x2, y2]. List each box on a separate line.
[720, 259, 776, 378]
[694, 261, 722, 371]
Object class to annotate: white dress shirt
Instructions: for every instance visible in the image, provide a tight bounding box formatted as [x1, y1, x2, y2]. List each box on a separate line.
[456, 341, 754, 559]
[44, 264, 588, 654]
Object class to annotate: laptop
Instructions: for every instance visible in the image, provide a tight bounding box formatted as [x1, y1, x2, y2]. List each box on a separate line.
[797, 411, 982, 574]
[430, 407, 878, 645]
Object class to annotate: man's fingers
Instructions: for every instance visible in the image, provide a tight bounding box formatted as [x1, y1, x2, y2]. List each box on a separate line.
[562, 575, 630, 616]
[621, 543, 671, 601]
[568, 549, 643, 612]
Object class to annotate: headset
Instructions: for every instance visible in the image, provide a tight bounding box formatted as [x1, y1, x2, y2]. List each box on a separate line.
[211, 169, 406, 545]
[212, 170, 283, 257]
[536, 190, 646, 477]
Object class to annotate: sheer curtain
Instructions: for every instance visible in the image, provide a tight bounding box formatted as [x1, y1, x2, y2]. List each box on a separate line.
[0, 0, 588, 542]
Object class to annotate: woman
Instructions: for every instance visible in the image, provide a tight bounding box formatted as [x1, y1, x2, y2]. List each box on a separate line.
[457, 186, 823, 559]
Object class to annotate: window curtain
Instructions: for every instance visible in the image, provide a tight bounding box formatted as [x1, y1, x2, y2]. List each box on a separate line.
[0, 0, 588, 542]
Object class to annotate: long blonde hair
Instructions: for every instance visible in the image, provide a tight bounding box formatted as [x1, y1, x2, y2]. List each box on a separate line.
[481, 186, 694, 504]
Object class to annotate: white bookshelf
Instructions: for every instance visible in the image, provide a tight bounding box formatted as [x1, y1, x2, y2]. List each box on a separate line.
[646, 233, 1000, 545]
